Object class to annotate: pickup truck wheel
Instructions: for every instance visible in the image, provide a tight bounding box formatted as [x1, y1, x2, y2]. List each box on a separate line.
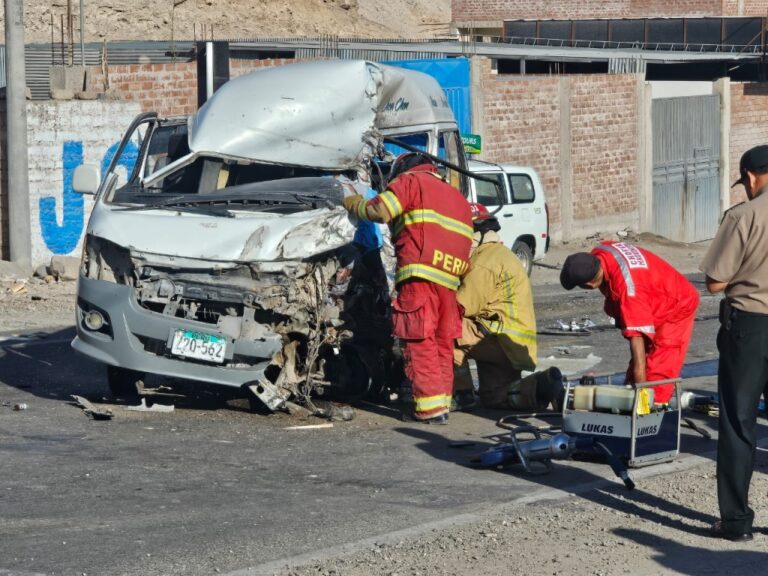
[106, 366, 144, 402]
[512, 241, 534, 276]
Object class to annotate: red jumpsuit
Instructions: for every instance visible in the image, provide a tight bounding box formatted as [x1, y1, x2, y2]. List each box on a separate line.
[356, 164, 472, 419]
[593, 241, 699, 404]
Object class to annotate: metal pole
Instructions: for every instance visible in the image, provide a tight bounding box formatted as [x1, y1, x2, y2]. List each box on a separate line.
[205, 41, 214, 99]
[79, 0, 85, 66]
[4, 0, 31, 265]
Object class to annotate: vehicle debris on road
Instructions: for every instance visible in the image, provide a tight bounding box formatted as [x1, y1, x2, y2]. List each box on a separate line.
[284, 423, 335, 430]
[125, 398, 175, 413]
[70, 395, 114, 420]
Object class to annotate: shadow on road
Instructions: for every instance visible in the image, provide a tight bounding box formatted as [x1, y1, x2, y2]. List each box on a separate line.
[613, 527, 768, 575]
[0, 327, 256, 413]
[395, 424, 728, 536]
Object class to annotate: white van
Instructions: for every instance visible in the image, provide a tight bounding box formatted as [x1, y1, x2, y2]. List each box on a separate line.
[70, 60, 469, 410]
[468, 160, 549, 275]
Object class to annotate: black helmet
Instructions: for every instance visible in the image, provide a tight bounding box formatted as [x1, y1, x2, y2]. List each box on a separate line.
[388, 152, 433, 181]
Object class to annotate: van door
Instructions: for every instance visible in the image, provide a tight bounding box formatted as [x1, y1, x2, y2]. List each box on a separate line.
[472, 170, 516, 246]
[507, 172, 536, 225]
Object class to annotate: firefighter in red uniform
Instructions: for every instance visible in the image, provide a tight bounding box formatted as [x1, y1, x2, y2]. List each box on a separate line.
[343, 153, 473, 424]
[559, 241, 699, 404]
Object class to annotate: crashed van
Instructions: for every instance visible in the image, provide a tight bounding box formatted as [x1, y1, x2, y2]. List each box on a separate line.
[71, 60, 469, 411]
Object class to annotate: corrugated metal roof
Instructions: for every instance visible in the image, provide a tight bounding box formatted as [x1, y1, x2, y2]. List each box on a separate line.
[8, 36, 762, 100]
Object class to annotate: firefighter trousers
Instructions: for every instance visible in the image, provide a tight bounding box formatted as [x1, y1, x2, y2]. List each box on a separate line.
[393, 280, 461, 419]
[453, 318, 521, 408]
[626, 311, 696, 404]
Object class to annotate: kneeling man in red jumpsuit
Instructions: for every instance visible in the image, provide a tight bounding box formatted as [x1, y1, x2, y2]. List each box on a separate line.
[343, 153, 473, 424]
[560, 241, 699, 404]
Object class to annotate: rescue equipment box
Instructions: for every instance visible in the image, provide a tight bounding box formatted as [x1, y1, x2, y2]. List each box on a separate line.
[562, 377, 681, 468]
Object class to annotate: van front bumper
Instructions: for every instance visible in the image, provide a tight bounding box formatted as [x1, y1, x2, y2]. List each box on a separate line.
[71, 276, 282, 388]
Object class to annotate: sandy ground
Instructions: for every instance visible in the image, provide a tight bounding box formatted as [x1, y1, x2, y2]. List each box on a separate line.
[2, 0, 452, 44]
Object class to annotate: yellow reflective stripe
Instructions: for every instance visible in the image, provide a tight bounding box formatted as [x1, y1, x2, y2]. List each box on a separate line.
[396, 263, 460, 290]
[379, 191, 403, 219]
[415, 394, 451, 411]
[479, 318, 538, 344]
[357, 197, 369, 220]
[393, 209, 473, 240]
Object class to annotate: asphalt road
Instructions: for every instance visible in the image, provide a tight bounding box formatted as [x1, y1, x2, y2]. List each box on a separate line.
[0, 285, 726, 576]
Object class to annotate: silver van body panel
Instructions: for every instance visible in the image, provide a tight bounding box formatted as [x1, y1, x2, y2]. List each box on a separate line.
[188, 60, 455, 170]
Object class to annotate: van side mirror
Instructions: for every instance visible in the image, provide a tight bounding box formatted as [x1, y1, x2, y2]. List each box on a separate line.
[72, 164, 101, 195]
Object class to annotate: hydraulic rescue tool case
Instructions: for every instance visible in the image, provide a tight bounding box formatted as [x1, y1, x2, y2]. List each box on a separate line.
[561, 377, 681, 468]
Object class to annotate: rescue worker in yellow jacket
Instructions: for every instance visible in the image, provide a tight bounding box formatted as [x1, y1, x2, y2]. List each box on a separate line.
[453, 204, 560, 410]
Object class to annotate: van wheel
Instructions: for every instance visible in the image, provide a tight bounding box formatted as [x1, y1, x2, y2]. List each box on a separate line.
[106, 366, 144, 402]
[512, 241, 534, 276]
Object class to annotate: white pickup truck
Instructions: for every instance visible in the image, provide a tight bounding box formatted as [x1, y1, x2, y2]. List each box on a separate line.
[468, 160, 550, 275]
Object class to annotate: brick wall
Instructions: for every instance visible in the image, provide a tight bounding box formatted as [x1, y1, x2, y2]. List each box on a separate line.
[230, 58, 294, 79]
[453, 0, 764, 23]
[729, 82, 768, 205]
[479, 68, 562, 224]
[476, 59, 640, 240]
[723, 0, 768, 14]
[87, 62, 197, 117]
[570, 76, 639, 223]
[87, 58, 294, 117]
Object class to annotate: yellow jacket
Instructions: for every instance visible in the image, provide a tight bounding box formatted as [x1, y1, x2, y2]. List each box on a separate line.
[457, 232, 537, 371]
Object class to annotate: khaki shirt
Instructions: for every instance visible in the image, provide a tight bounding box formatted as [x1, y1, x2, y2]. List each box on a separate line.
[457, 232, 537, 370]
[700, 189, 768, 313]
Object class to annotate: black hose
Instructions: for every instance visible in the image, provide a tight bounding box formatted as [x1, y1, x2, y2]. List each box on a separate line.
[595, 441, 635, 490]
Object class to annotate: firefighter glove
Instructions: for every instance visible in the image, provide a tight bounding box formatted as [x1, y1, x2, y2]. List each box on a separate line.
[343, 194, 364, 214]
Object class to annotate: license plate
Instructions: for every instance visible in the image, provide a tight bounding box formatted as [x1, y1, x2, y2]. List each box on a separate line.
[170, 330, 226, 364]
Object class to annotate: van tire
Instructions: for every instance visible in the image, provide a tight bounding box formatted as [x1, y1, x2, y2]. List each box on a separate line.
[106, 366, 144, 402]
[512, 241, 534, 276]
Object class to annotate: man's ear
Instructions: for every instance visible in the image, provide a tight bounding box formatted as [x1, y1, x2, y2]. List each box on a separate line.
[747, 170, 759, 190]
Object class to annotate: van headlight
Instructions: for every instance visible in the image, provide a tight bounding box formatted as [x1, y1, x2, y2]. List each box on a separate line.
[82, 235, 134, 284]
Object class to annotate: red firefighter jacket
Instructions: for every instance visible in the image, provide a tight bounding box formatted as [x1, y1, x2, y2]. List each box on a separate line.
[356, 164, 473, 290]
[592, 241, 699, 341]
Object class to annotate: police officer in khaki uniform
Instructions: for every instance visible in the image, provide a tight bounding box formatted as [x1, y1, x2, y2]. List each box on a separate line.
[700, 144, 768, 542]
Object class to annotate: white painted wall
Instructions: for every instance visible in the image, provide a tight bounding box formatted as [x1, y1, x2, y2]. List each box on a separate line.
[26, 100, 142, 266]
[649, 81, 714, 100]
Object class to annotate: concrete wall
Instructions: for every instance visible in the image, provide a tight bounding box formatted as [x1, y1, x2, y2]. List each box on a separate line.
[472, 58, 642, 241]
[453, 0, 767, 24]
[0, 100, 142, 264]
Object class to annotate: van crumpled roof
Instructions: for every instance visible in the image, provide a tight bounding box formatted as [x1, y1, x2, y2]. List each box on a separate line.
[187, 60, 456, 170]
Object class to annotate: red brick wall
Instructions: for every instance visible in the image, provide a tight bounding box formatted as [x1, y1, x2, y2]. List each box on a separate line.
[478, 60, 639, 236]
[723, 0, 768, 14]
[729, 82, 768, 205]
[453, 0, 765, 22]
[570, 75, 638, 222]
[87, 58, 295, 117]
[479, 66, 562, 224]
[88, 62, 198, 117]
[230, 58, 294, 79]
